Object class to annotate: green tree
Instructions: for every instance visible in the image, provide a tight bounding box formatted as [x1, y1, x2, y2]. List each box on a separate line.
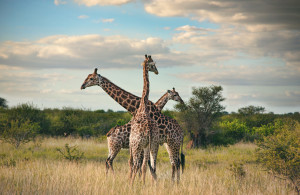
[6, 103, 50, 134]
[175, 86, 225, 147]
[238, 105, 265, 116]
[0, 97, 8, 108]
[1, 119, 40, 148]
[256, 121, 300, 193]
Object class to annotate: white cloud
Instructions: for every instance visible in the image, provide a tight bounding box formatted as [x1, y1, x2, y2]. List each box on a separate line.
[102, 18, 114, 23]
[0, 34, 176, 69]
[226, 91, 300, 108]
[74, 0, 134, 6]
[78, 15, 89, 19]
[144, 0, 300, 30]
[54, 0, 67, 6]
[173, 25, 300, 70]
[176, 65, 300, 86]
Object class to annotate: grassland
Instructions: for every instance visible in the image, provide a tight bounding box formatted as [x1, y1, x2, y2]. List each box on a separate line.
[0, 137, 296, 194]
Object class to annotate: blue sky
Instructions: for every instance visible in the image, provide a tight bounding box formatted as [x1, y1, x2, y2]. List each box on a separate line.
[0, 0, 300, 113]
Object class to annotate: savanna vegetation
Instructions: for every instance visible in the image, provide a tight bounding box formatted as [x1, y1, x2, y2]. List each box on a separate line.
[0, 85, 299, 194]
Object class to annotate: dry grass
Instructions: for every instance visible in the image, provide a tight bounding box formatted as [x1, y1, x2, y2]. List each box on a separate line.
[0, 138, 296, 195]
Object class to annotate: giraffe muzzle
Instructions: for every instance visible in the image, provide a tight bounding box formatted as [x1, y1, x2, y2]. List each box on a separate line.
[81, 84, 86, 90]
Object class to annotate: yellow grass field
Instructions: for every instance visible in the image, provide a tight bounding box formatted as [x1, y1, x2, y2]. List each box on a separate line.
[0, 137, 296, 194]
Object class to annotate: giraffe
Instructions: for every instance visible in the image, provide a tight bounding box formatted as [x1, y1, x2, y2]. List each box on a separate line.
[105, 88, 183, 174]
[129, 54, 160, 184]
[81, 57, 185, 182]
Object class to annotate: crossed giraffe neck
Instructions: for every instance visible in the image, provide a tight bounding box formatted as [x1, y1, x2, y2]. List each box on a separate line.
[81, 61, 185, 182]
[105, 89, 183, 175]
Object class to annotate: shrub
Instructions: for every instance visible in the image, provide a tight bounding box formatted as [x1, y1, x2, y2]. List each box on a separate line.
[57, 144, 84, 162]
[256, 122, 300, 193]
[6, 103, 50, 134]
[1, 119, 40, 148]
[219, 119, 250, 143]
[252, 123, 276, 138]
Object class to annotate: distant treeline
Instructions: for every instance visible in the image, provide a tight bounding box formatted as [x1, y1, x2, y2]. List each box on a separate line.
[0, 104, 132, 137]
[0, 103, 299, 141]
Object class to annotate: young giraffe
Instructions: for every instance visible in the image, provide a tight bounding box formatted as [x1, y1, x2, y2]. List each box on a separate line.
[106, 88, 184, 174]
[81, 57, 185, 182]
[129, 55, 159, 184]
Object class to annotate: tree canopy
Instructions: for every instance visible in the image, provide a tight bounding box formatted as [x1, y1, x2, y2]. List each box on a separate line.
[175, 85, 225, 147]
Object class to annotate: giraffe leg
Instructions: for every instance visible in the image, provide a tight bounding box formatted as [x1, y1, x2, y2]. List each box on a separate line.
[171, 164, 176, 182]
[138, 149, 145, 178]
[130, 150, 142, 185]
[149, 143, 159, 182]
[105, 157, 110, 175]
[166, 143, 180, 182]
[106, 146, 121, 175]
[128, 148, 133, 180]
[141, 148, 150, 184]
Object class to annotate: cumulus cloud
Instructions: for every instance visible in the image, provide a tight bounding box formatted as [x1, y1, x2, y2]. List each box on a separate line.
[173, 25, 300, 70]
[226, 91, 300, 108]
[143, 1, 300, 71]
[176, 65, 300, 86]
[78, 15, 89, 19]
[0, 34, 180, 69]
[102, 18, 114, 23]
[74, 0, 134, 6]
[144, 0, 300, 30]
[54, 0, 67, 5]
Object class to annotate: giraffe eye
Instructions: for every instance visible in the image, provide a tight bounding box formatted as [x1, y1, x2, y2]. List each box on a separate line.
[90, 78, 94, 81]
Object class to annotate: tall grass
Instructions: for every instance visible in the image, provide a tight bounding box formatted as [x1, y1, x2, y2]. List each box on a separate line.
[0, 138, 296, 194]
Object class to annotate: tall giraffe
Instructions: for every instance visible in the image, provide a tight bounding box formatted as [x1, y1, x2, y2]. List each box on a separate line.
[105, 88, 183, 174]
[129, 55, 159, 184]
[81, 57, 185, 182]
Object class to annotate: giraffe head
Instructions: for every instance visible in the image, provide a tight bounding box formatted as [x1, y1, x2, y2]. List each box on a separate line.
[167, 87, 184, 104]
[143, 54, 158, 75]
[81, 68, 101, 89]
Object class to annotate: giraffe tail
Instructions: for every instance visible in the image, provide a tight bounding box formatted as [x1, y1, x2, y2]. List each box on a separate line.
[180, 139, 185, 174]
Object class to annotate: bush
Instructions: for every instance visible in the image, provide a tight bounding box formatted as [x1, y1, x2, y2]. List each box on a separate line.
[256, 121, 300, 193]
[252, 124, 276, 138]
[57, 144, 84, 162]
[219, 119, 250, 143]
[6, 103, 50, 134]
[1, 119, 40, 148]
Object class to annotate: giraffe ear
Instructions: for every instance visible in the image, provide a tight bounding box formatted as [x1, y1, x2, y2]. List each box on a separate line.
[173, 87, 175, 91]
[145, 54, 148, 59]
[94, 68, 98, 74]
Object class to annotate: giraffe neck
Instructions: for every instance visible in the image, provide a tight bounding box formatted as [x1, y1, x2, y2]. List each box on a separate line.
[139, 63, 149, 113]
[98, 76, 140, 114]
[154, 92, 170, 111]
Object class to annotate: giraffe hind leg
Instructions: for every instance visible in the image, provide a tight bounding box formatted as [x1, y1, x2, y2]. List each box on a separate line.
[106, 146, 121, 175]
[149, 143, 159, 181]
